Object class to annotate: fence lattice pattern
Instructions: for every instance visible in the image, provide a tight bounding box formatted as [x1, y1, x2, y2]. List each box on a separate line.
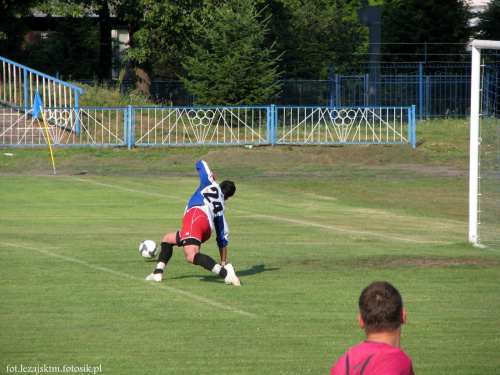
[0, 105, 415, 148]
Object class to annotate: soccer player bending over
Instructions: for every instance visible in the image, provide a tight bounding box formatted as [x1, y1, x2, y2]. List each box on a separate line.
[146, 160, 241, 286]
[330, 281, 414, 375]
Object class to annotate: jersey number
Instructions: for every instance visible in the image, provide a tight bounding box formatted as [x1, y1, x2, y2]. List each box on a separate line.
[203, 187, 223, 214]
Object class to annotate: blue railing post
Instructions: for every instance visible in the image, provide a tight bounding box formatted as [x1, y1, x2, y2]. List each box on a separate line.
[0, 55, 83, 110]
[128, 105, 133, 149]
[23, 69, 29, 109]
[329, 63, 335, 108]
[411, 104, 416, 147]
[74, 88, 80, 136]
[270, 105, 276, 146]
[418, 62, 423, 121]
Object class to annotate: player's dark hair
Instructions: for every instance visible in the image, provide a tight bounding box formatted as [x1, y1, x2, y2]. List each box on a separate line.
[359, 281, 403, 334]
[220, 180, 236, 200]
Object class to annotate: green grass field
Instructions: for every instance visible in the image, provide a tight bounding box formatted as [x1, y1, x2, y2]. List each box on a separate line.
[1, 120, 499, 374]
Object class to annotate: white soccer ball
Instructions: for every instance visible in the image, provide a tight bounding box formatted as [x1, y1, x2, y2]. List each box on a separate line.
[139, 240, 158, 259]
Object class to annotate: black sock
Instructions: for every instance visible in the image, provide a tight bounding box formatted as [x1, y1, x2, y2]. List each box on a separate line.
[219, 267, 227, 278]
[193, 253, 217, 272]
[158, 242, 174, 264]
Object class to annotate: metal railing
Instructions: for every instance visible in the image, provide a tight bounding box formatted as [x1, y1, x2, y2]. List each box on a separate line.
[131, 106, 270, 147]
[0, 56, 83, 110]
[0, 107, 127, 147]
[85, 60, 468, 119]
[0, 105, 415, 148]
[274, 106, 415, 147]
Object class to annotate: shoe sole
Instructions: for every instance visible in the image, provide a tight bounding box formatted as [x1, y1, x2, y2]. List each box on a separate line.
[146, 274, 162, 282]
[225, 277, 241, 286]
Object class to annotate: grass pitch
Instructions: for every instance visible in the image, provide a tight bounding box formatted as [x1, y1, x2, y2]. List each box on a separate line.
[1, 130, 499, 374]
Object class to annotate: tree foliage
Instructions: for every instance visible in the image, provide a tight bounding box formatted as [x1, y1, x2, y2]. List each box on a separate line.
[474, 0, 500, 41]
[180, 0, 282, 106]
[8, 0, 115, 80]
[0, 0, 41, 58]
[263, 0, 367, 78]
[5, 0, 487, 103]
[20, 17, 100, 79]
[381, 0, 472, 63]
[124, 0, 204, 78]
[45, 0, 114, 81]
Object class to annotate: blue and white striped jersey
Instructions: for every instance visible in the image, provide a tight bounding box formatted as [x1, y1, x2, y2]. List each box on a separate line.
[186, 160, 229, 247]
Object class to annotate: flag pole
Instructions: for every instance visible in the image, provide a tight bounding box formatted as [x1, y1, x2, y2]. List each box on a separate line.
[32, 90, 56, 175]
[40, 108, 56, 175]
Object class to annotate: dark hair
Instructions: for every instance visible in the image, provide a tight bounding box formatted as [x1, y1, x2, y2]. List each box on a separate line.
[359, 281, 403, 334]
[220, 180, 236, 200]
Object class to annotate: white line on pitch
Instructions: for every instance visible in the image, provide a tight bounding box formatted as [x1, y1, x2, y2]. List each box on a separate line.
[1, 242, 255, 318]
[68, 177, 183, 201]
[67, 176, 447, 244]
[233, 211, 450, 244]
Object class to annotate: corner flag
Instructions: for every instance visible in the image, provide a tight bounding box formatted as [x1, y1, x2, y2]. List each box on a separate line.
[32, 91, 43, 118]
[32, 90, 56, 174]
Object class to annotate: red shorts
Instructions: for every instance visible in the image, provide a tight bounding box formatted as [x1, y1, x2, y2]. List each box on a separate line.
[178, 207, 211, 246]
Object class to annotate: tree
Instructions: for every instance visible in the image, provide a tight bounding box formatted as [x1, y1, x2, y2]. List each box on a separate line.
[121, 0, 369, 83]
[381, 0, 472, 63]
[264, 0, 368, 78]
[291, 0, 367, 77]
[21, 16, 100, 79]
[474, 0, 500, 41]
[181, 0, 282, 106]
[95, 0, 113, 83]
[0, 0, 41, 59]
[124, 0, 204, 79]
[25, 0, 113, 81]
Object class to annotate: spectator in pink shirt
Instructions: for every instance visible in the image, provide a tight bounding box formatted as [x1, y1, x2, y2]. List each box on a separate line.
[330, 281, 415, 375]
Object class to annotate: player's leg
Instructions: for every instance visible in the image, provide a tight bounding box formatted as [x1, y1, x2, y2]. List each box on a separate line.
[159, 232, 177, 265]
[183, 244, 240, 285]
[183, 243, 226, 276]
[181, 208, 225, 275]
[145, 231, 177, 282]
[182, 210, 240, 285]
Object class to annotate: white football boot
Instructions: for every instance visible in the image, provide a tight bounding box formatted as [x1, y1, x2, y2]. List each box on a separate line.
[145, 270, 163, 282]
[224, 264, 241, 286]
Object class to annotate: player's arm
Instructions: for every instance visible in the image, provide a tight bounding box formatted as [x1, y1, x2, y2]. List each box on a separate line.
[196, 160, 215, 188]
[214, 215, 229, 265]
[219, 246, 227, 266]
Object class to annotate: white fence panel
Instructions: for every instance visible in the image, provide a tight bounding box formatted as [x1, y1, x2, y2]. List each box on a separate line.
[132, 107, 269, 146]
[275, 106, 415, 146]
[0, 107, 127, 146]
[0, 105, 415, 148]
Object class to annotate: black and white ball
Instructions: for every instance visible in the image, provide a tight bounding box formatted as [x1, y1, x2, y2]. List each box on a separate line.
[139, 240, 158, 259]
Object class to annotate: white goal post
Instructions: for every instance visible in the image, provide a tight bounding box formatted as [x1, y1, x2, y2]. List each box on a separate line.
[469, 40, 500, 246]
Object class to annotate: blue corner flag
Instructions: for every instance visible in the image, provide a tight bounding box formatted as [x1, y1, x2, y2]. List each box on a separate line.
[31, 90, 57, 174]
[32, 90, 43, 118]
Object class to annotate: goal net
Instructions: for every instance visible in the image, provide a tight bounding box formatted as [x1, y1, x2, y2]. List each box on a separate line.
[469, 40, 500, 247]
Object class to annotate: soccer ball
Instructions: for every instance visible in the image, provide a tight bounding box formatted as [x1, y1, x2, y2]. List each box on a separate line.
[139, 240, 158, 259]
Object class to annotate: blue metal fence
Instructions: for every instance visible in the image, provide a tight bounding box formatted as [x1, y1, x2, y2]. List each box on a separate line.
[0, 106, 128, 147]
[1, 105, 416, 148]
[1, 56, 468, 122]
[0, 56, 83, 110]
[117, 64, 470, 119]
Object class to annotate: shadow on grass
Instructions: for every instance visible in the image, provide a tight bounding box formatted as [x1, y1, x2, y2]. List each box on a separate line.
[170, 263, 280, 283]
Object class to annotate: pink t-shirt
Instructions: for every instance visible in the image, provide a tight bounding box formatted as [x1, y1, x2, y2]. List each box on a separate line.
[330, 341, 414, 375]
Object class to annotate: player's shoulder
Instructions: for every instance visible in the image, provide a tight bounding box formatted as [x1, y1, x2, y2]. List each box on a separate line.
[331, 342, 413, 375]
[371, 344, 413, 374]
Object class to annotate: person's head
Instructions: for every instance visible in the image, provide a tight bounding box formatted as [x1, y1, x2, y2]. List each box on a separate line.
[358, 281, 405, 335]
[220, 180, 236, 200]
